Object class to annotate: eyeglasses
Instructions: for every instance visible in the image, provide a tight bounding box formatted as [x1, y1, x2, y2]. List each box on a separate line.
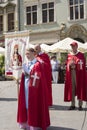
[25, 52, 30, 55]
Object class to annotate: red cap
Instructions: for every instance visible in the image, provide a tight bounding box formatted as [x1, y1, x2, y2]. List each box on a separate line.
[70, 42, 78, 47]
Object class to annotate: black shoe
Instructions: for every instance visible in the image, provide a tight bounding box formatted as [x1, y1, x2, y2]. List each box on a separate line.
[78, 106, 83, 111]
[69, 106, 75, 110]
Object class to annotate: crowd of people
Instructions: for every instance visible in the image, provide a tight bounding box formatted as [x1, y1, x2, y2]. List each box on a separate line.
[17, 43, 87, 130]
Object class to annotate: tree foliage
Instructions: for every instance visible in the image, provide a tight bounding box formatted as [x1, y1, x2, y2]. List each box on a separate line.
[0, 54, 5, 76]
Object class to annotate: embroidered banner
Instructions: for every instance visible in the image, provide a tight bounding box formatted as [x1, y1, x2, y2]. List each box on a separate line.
[5, 31, 30, 80]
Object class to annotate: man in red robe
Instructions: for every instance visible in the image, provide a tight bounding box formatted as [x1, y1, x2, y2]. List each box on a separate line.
[17, 48, 50, 130]
[34, 44, 52, 106]
[64, 42, 87, 110]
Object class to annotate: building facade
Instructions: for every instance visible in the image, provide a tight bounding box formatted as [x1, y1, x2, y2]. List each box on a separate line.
[0, 0, 20, 46]
[1, 0, 87, 46]
[22, 0, 87, 45]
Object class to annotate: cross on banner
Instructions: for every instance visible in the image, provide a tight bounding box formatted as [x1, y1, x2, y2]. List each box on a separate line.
[31, 72, 40, 86]
[78, 60, 83, 70]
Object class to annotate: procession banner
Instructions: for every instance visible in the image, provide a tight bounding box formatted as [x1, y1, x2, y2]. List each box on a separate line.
[5, 31, 30, 80]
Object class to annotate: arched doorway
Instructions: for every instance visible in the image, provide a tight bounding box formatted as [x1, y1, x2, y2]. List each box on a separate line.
[66, 24, 87, 43]
[74, 38, 84, 43]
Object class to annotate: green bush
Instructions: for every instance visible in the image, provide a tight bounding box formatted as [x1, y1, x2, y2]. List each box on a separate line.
[59, 53, 68, 64]
[0, 68, 2, 75]
[0, 54, 5, 76]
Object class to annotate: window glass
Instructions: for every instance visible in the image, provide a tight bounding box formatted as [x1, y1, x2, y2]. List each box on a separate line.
[42, 3, 47, 9]
[49, 9, 54, 22]
[69, 0, 73, 5]
[26, 5, 37, 25]
[70, 7, 73, 19]
[26, 7, 31, 12]
[42, 2, 54, 23]
[49, 2, 54, 8]
[69, 0, 84, 20]
[32, 5, 37, 11]
[74, 0, 78, 4]
[75, 6, 79, 19]
[8, 13, 14, 31]
[33, 12, 37, 24]
[80, 0, 84, 4]
[0, 15, 3, 32]
[42, 10, 47, 23]
[80, 5, 84, 18]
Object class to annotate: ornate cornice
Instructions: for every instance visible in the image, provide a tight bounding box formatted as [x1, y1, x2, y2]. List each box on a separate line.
[0, 2, 16, 8]
[66, 24, 87, 37]
[4, 31, 30, 38]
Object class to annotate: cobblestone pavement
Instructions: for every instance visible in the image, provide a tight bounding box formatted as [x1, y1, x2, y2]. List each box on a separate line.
[0, 81, 87, 130]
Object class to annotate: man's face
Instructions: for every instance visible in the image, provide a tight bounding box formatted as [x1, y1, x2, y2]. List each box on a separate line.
[25, 50, 34, 60]
[71, 45, 78, 53]
[34, 45, 41, 54]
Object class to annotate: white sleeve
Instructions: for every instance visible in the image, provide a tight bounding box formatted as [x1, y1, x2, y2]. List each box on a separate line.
[23, 64, 29, 74]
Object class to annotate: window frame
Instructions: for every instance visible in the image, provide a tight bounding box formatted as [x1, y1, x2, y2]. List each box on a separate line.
[26, 5, 37, 25]
[0, 15, 3, 32]
[42, 2, 54, 23]
[68, 0, 85, 21]
[25, 0, 55, 26]
[0, 0, 4, 3]
[7, 12, 14, 31]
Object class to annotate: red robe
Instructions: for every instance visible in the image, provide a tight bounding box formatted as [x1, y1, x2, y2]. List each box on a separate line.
[17, 73, 27, 123]
[36, 53, 52, 106]
[18, 54, 22, 65]
[12, 54, 22, 66]
[17, 60, 50, 130]
[64, 52, 87, 102]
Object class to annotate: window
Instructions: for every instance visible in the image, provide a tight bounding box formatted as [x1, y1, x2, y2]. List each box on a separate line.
[8, 13, 14, 31]
[69, 0, 84, 20]
[0, 15, 3, 32]
[42, 2, 54, 23]
[26, 5, 37, 25]
[0, 0, 4, 3]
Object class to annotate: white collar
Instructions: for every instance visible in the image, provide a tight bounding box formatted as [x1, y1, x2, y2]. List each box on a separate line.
[70, 51, 79, 55]
[39, 51, 44, 55]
